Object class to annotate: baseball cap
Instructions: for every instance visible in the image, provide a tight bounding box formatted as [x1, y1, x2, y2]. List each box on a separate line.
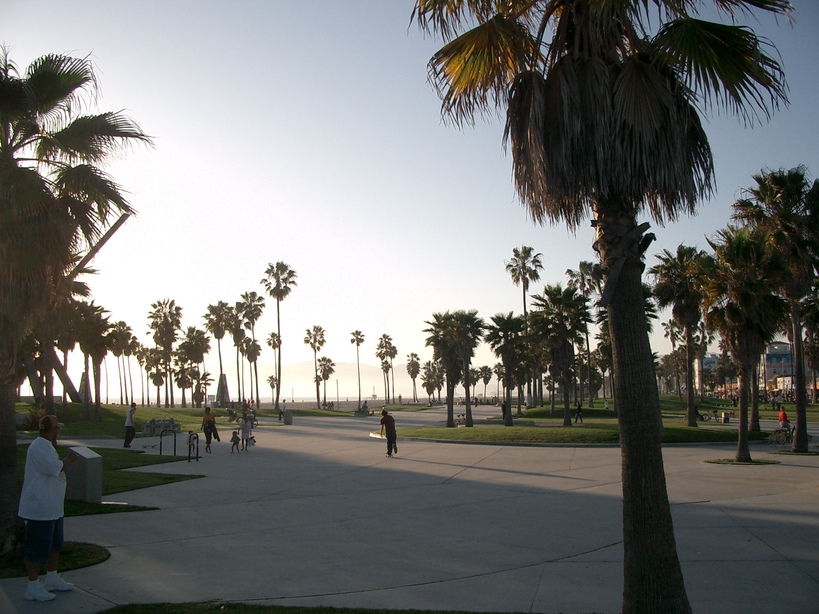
[39, 415, 64, 431]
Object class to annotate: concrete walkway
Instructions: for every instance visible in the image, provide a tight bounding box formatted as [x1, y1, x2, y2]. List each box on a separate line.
[2, 406, 818, 613]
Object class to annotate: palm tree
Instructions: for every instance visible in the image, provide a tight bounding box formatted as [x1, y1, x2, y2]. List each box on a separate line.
[424, 312, 462, 427]
[505, 246, 543, 404]
[204, 301, 229, 377]
[351, 331, 365, 409]
[148, 299, 183, 408]
[225, 304, 245, 403]
[266, 374, 278, 409]
[406, 352, 421, 403]
[650, 245, 709, 426]
[451, 310, 485, 426]
[0, 49, 151, 558]
[75, 301, 113, 422]
[732, 166, 819, 452]
[566, 261, 600, 407]
[375, 334, 397, 404]
[421, 360, 443, 405]
[531, 284, 588, 426]
[317, 356, 336, 407]
[261, 261, 297, 411]
[238, 291, 265, 409]
[244, 338, 262, 406]
[486, 313, 525, 426]
[413, 2, 790, 609]
[304, 325, 326, 409]
[110, 321, 133, 405]
[702, 226, 789, 462]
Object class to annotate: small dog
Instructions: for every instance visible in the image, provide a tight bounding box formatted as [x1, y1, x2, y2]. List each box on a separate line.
[230, 431, 240, 453]
[248, 435, 256, 447]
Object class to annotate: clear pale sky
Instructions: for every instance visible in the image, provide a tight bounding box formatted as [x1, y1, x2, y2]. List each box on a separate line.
[6, 1, 819, 401]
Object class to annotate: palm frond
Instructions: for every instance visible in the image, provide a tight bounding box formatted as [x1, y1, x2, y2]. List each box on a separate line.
[429, 15, 535, 125]
[37, 112, 152, 164]
[653, 18, 787, 124]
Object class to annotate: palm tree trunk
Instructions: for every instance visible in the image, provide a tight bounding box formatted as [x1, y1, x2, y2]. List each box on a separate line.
[356, 347, 361, 410]
[684, 326, 697, 427]
[504, 373, 514, 427]
[735, 364, 753, 462]
[313, 351, 320, 410]
[445, 378, 455, 427]
[601, 214, 690, 613]
[275, 300, 282, 411]
[464, 364, 473, 427]
[790, 302, 809, 452]
[93, 360, 102, 422]
[562, 372, 572, 427]
[750, 364, 761, 432]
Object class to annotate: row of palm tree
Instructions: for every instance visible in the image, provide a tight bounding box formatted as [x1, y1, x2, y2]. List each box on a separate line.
[649, 166, 819, 461]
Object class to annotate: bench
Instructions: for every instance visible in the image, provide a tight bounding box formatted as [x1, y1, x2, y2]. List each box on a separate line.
[142, 418, 182, 436]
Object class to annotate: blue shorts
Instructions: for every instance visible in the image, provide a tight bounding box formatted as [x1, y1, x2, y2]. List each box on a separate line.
[23, 518, 64, 563]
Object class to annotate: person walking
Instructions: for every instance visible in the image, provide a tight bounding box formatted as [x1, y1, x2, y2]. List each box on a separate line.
[201, 406, 219, 453]
[380, 409, 397, 457]
[239, 412, 251, 451]
[124, 402, 137, 448]
[574, 401, 583, 423]
[18, 415, 79, 602]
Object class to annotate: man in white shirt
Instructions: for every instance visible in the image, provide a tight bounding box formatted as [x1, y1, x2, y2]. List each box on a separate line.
[18, 415, 79, 601]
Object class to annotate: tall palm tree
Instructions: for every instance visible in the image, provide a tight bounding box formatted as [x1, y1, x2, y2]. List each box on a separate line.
[110, 321, 133, 405]
[317, 356, 335, 407]
[304, 325, 326, 409]
[531, 284, 588, 426]
[75, 301, 113, 422]
[261, 261, 297, 411]
[505, 246, 543, 405]
[406, 352, 421, 403]
[376, 334, 397, 404]
[266, 374, 278, 408]
[238, 291, 265, 408]
[413, 2, 789, 609]
[486, 313, 525, 426]
[732, 166, 819, 452]
[566, 261, 600, 407]
[204, 301, 229, 377]
[451, 310, 485, 426]
[0, 49, 151, 558]
[650, 245, 709, 426]
[148, 299, 183, 408]
[351, 331, 365, 410]
[424, 312, 462, 427]
[244, 338, 262, 406]
[702, 226, 789, 462]
[225, 303, 245, 403]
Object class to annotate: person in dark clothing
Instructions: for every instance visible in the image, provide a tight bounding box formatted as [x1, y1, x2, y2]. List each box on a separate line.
[380, 409, 397, 457]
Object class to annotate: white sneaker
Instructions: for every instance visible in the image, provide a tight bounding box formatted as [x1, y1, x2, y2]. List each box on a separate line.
[43, 573, 74, 591]
[24, 582, 56, 601]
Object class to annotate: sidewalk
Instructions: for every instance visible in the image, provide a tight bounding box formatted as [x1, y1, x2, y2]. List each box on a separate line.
[2, 406, 818, 613]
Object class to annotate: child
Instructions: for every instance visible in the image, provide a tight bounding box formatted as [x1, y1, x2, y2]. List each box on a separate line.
[230, 430, 240, 453]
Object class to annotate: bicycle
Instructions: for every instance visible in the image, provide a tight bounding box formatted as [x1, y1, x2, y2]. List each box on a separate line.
[769, 428, 794, 445]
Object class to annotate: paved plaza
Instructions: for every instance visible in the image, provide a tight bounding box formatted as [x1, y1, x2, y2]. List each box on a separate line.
[2, 405, 818, 613]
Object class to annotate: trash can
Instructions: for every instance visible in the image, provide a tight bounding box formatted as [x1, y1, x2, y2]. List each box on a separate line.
[65, 446, 102, 503]
[283, 409, 293, 425]
[721, 412, 730, 424]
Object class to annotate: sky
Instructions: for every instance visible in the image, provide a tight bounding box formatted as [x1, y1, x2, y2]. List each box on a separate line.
[6, 1, 819, 402]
